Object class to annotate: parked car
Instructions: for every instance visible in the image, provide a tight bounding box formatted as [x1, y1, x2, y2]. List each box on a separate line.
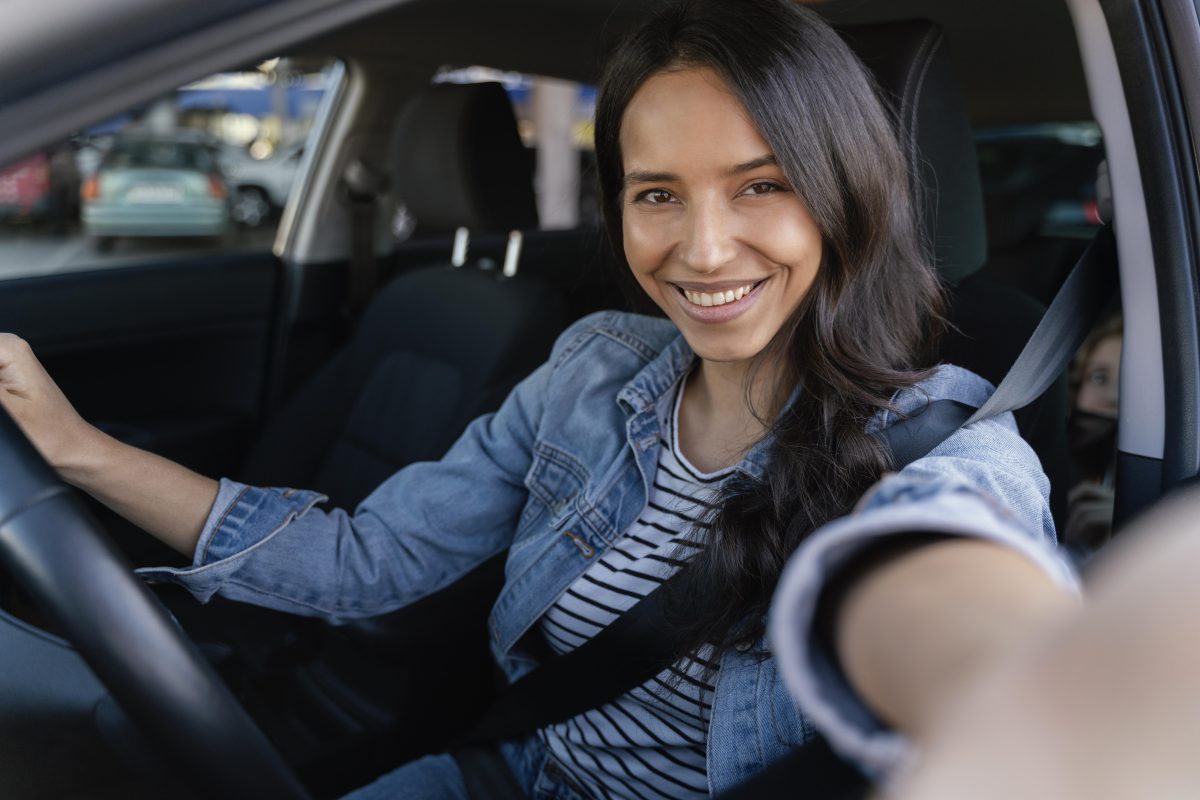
[80, 134, 229, 248]
[0, 0, 1196, 798]
[0, 153, 50, 221]
[220, 142, 305, 227]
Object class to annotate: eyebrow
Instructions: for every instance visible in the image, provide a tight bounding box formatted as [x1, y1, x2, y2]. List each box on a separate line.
[623, 154, 778, 187]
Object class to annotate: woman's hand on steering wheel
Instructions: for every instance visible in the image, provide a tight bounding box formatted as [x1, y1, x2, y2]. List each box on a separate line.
[0, 333, 101, 477]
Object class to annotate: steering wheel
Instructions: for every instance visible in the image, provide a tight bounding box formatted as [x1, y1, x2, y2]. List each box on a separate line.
[0, 408, 310, 800]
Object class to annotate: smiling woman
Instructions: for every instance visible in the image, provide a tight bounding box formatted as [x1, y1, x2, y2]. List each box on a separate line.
[0, 0, 1079, 798]
[592, 0, 953, 665]
[620, 69, 824, 365]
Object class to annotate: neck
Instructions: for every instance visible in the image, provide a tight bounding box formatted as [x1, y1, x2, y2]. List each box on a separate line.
[676, 355, 783, 473]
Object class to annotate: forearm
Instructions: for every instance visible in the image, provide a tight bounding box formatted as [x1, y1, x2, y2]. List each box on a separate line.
[834, 537, 1080, 739]
[892, 487, 1200, 799]
[57, 427, 218, 557]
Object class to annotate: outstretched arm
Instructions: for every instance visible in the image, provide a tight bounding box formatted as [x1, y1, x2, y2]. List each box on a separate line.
[893, 485, 1200, 799]
[832, 536, 1078, 742]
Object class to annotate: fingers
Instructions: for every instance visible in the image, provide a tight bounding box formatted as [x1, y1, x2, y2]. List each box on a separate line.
[0, 334, 39, 402]
[0, 332, 32, 363]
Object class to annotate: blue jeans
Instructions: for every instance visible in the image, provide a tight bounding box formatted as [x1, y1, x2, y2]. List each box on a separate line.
[339, 737, 586, 800]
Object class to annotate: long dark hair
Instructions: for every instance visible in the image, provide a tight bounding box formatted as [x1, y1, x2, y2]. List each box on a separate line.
[594, 0, 945, 658]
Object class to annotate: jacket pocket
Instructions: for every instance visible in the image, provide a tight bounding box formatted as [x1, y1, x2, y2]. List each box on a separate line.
[761, 656, 818, 749]
[521, 442, 589, 533]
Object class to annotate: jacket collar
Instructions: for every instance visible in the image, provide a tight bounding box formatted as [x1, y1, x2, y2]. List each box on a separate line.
[615, 330, 772, 481]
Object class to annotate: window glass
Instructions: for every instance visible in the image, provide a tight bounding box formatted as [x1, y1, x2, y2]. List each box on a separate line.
[0, 58, 339, 278]
[975, 122, 1105, 239]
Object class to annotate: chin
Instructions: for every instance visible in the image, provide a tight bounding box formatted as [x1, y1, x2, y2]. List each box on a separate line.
[679, 335, 764, 365]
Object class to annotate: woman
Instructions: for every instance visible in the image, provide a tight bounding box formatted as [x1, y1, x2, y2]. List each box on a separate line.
[0, 0, 1077, 797]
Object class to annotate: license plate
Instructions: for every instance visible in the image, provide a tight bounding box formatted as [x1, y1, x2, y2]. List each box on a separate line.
[126, 184, 184, 203]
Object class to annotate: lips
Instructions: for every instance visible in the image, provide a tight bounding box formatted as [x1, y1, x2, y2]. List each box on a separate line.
[669, 278, 768, 323]
[678, 280, 765, 308]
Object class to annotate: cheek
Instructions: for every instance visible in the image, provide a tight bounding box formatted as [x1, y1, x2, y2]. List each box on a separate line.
[753, 210, 823, 290]
[623, 216, 672, 291]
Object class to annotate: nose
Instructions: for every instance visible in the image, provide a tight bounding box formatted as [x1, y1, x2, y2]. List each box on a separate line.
[679, 198, 737, 273]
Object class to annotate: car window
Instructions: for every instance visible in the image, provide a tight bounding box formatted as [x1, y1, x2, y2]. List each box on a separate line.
[0, 57, 338, 279]
[976, 122, 1105, 240]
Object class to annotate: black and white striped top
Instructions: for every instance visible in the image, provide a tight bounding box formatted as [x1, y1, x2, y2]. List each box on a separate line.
[537, 380, 733, 799]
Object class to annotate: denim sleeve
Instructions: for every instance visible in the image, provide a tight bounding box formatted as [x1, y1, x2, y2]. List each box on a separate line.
[767, 410, 1080, 780]
[136, 358, 553, 623]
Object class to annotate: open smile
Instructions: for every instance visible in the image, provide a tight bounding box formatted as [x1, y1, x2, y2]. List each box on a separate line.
[677, 279, 766, 307]
[669, 278, 769, 322]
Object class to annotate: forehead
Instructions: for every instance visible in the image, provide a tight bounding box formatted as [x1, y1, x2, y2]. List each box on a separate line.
[1088, 335, 1123, 365]
[619, 67, 774, 173]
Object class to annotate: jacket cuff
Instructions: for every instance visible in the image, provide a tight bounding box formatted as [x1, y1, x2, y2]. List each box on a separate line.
[767, 475, 1079, 780]
[136, 478, 326, 599]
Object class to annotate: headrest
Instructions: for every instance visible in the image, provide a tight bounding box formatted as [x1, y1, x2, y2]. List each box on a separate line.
[391, 82, 539, 233]
[840, 21, 987, 285]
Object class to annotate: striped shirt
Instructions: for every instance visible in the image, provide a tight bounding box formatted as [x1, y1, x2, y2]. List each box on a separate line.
[537, 380, 732, 799]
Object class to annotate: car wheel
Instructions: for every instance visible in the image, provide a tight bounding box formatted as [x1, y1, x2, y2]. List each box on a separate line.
[231, 187, 271, 228]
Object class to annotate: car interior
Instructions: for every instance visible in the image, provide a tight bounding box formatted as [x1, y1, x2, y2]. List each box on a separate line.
[0, 0, 1197, 797]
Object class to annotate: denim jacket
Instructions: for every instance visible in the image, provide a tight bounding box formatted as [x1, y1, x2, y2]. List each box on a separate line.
[139, 310, 1074, 793]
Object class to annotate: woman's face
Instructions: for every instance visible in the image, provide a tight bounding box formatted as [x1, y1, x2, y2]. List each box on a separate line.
[1075, 334, 1122, 418]
[619, 67, 823, 365]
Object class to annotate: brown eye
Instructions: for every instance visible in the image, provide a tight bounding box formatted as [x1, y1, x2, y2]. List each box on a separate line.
[635, 189, 675, 205]
[743, 181, 785, 196]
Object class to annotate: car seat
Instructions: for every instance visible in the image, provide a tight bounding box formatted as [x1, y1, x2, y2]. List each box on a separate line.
[240, 82, 567, 509]
[226, 82, 571, 791]
[843, 21, 1073, 528]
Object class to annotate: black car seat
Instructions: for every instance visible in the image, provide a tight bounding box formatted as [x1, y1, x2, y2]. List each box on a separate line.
[842, 21, 1073, 528]
[241, 82, 566, 509]
[227, 82, 570, 791]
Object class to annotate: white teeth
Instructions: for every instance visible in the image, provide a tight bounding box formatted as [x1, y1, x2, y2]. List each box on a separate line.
[682, 283, 757, 308]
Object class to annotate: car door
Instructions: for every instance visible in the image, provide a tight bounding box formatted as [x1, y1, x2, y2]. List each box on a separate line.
[0, 58, 345, 560]
[1077, 0, 1200, 524]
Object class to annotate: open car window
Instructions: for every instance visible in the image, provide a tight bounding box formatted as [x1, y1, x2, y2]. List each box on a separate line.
[0, 58, 339, 279]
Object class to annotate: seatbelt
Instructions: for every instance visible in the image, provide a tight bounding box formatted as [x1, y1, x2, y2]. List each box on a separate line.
[341, 159, 389, 316]
[967, 224, 1118, 426]
[453, 224, 1119, 796]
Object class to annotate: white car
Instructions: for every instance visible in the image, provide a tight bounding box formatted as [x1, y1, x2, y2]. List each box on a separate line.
[220, 143, 304, 227]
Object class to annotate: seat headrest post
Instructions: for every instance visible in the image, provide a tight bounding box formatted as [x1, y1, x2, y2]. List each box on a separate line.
[502, 230, 523, 279]
[451, 226, 470, 268]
